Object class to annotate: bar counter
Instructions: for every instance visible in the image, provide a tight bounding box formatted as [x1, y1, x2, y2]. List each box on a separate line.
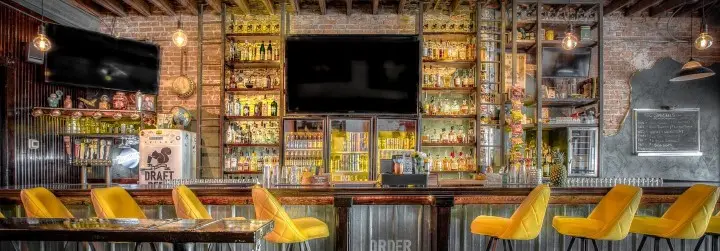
[0, 183, 715, 251]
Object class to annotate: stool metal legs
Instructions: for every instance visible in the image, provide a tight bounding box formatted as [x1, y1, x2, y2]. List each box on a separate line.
[694, 234, 720, 251]
[636, 235, 674, 251]
[483, 237, 516, 251]
[564, 236, 599, 251]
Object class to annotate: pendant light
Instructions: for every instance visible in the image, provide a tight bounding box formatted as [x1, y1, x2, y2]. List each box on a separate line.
[172, 15, 188, 48]
[561, 24, 578, 50]
[670, 13, 715, 82]
[694, 0, 713, 50]
[32, 0, 51, 52]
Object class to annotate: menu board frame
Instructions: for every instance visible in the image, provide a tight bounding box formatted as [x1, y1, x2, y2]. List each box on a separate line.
[633, 108, 702, 156]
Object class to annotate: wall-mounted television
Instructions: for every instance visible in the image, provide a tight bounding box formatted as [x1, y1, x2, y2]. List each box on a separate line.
[541, 47, 591, 78]
[45, 24, 160, 94]
[286, 35, 420, 114]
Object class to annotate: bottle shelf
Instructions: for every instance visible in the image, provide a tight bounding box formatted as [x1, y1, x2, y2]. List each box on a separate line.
[60, 133, 138, 138]
[516, 18, 597, 27]
[507, 40, 598, 51]
[226, 61, 281, 69]
[422, 142, 476, 147]
[285, 148, 323, 151]
[421, 87, 476, 93]
[524, 123, 599, 130]
[430, 170, 476, 173]
[225, 33, 280, 41]
[379, 149, 414, 151]
[331, 151, 369, 154]
[225, 88, 282, 93]
[223, 170, 263, 174]
[422, 31, 476, 36]
[225, 116, 281, 120]
[225, 143, 280, 147]
[32, 107, 154, 120]
[422, 59, 476, 68]
[526, 98, 598, 107]
[422, 115, 476, 119]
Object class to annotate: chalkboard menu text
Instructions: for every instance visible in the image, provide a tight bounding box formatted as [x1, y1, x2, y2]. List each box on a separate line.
[633, 109, 701, 156]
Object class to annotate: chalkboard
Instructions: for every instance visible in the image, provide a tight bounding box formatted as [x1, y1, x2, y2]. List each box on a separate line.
[633, 109, 701, 156]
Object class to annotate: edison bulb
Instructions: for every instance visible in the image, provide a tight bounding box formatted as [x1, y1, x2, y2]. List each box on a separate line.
[33, 33, 51, 52]
[695, 32, 714, 50]
[172, 29, 188, 47]
[561, 32, 578, 50]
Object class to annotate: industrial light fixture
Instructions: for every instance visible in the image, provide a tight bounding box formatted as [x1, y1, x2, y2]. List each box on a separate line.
[172, 16, 188, 48]
[670, 12, 715, 82]
[694, 0, 713, 50]
[32, 0, 51, 52]
[561, 25, 578, 50]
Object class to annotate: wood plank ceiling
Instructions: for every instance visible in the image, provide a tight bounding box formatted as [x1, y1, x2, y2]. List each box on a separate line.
[70, 0, 720, 17]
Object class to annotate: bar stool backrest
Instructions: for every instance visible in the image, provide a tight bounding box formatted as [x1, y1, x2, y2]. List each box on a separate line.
[251, 186, 307, 243]
[587, 184, 642, 240]
[502, 184, 551, 240]
[91, 187, 147, 219]
[661, 184, 719, 239]
[172, 185, 211, 219]
[20, 187, 74, 218]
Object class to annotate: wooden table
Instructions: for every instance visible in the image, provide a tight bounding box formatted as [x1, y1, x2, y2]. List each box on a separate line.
[0, 218, 273, 251]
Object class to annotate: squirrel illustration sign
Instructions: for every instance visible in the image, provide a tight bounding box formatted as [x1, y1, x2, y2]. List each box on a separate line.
[140, 147, 175, 184]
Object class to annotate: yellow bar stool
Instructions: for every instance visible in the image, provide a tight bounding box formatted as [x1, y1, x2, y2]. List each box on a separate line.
[251, 186, 329, 250]
[693, 212, 720, 251]
[553, 184, 642, 251]
[630, 184, 719, 251]
[20, 187, 74, 218]
[91, 186, 157, 251]
[470, 184, 550, 251]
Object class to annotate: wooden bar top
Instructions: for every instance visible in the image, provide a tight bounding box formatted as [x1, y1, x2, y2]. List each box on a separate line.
[0, 182, 707, 206]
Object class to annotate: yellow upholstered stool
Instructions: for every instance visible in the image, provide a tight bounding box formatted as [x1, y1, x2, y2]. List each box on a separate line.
[91, 187, 156, 251]
[630, 184, 719, 251]
[553, 184, 642, 251]
[252, 186, 329, 250]
[471, 184, 550, 251]
[693, 212, 720, 251]
[172, 185, 246, 220]
[20, 187, 74, 218]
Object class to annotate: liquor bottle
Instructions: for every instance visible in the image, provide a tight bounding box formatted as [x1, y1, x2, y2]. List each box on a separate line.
[260, 41, 266, 61]
[267, 42, 273, 61]
[270, 99, 278, 116]
[242, 40, 250, 61]
[242, 101, 250, 116]
[266, 73, 272, 89]
[448, 127, 456, 143]
[254, 97, 263, 116]
[450, 151, 458, 171]
[255, 42, 261, 61]
[438, 40, 444, 59]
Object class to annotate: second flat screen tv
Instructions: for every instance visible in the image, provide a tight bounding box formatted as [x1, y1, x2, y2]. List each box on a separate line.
[541, 47, 591, 78]
[286, 35, 420, 114]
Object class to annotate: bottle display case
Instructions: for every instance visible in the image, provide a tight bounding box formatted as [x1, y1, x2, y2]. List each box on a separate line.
[376, 119, 417, 174]
[283, 119, 324, 172]
[329, 119, 371, 182]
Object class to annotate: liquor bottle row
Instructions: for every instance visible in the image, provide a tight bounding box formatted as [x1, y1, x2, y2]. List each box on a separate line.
[422, 124, 476, 144]
[228, 69, 281, 89]
[378, 133, 416, 150]
[331, 132, 369, 152]
[284, 150, 323, 168]
[226, 121, 280, 145]
[423, 40, 476, 61]
[422, 67, 475, 88]
[426, 150, 476, 172]
[224, 148, 280, 172]
[229, 41, 280, 62]
[378, 149, 415, 160]
[423, 95, 476, 115]
[285, 132, 323, 149]
[225, 95, 279, 117]
[65, 118, 140, 135]
[330, 153, 369, 173]
[227, 16, 280, 34]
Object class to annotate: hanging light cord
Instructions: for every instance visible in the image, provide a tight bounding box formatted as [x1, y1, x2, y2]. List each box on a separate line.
[665, 3, 688, 43]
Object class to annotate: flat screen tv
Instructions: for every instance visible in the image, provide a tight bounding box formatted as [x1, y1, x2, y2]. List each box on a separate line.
[286, 35, 420, 114]
[541, 47, 591, 78]
[45, 24, 160, 94]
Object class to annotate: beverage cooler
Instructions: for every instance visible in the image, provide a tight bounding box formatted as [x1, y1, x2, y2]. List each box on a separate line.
[329, 118, 371, 182]
[567, 127, 598, 177]
[376, 119, 418, 174]
[283, 119, 325, 174]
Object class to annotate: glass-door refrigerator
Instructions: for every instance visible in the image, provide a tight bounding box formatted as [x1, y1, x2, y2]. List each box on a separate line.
[283, 118, 325, 175]
[329, 118, 371, 183]
[376, 119, 417, 176]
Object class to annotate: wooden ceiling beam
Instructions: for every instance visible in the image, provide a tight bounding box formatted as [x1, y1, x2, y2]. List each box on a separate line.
[372, 0, 379, 14]
[450, 0, 461, 13]
[397, 0, 405, 14]
[231, 0, 251, 14]
[177, 0, 199, 15]
[92, 0, 127, 17]
[205, 0, 222, 13]
[120, 0, 151, 16]
[147, 0, 176, 15]
[625, 0, 664, 16]
[346, 0, 352, 15]
[677, 0, 718, 17]
[318, 0, 326, 15]
[649, 0, 696, 17]
[260, 0, 275, 15]
[66, 0, 103, 17]
[603, 0, 631, 16]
